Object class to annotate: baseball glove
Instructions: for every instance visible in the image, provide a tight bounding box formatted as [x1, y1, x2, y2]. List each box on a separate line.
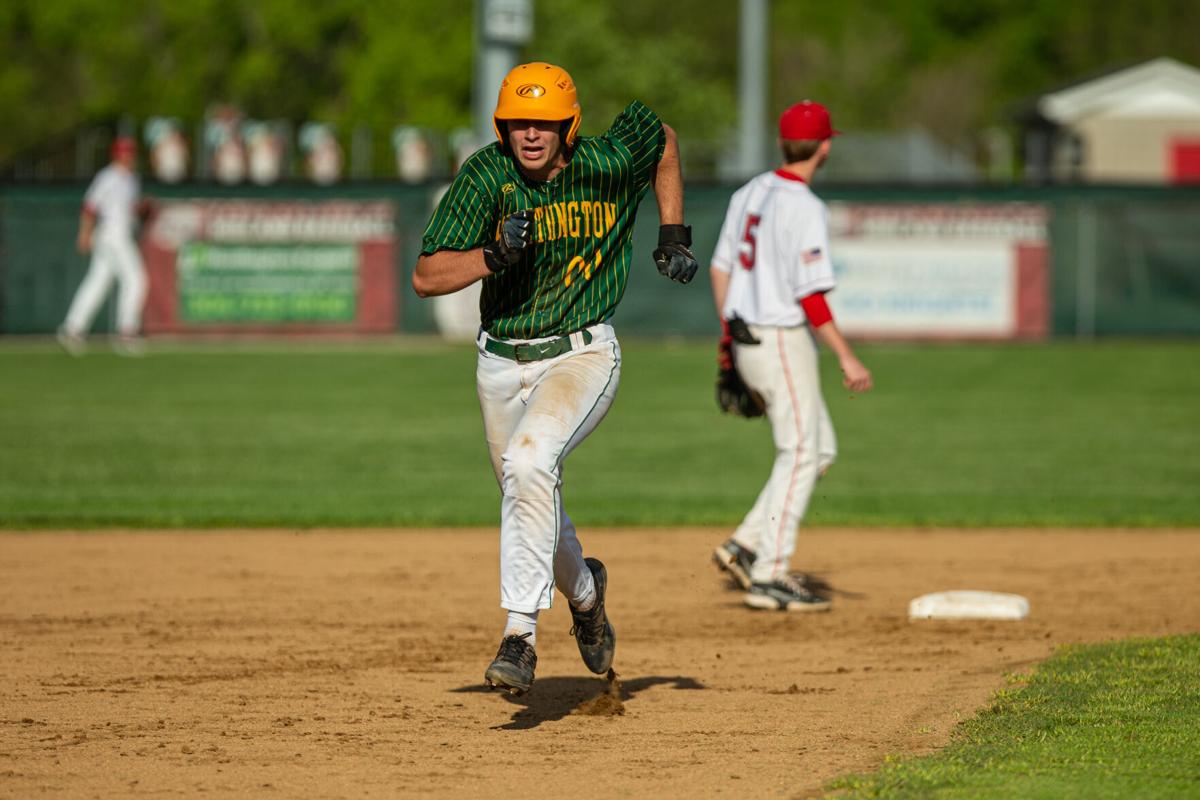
[717, 365, 765, 418]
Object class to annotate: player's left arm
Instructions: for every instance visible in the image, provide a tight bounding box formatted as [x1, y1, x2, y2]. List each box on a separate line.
[652, 124, 684, 226]
[794, 206, 871, 392]
[651, 123, 698, 284]
[803, 293, 873, 393]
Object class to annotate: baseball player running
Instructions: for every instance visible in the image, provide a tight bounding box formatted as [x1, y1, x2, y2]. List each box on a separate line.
[413, 62, 698, 694]
[58, 137, 150, 356]
[709, 101, 872, 612]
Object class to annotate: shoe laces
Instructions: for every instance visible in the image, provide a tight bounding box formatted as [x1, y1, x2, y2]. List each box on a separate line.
[569, 600, 605, 644]
[496, 632, 535, 667]
[777, 574, 815, 598]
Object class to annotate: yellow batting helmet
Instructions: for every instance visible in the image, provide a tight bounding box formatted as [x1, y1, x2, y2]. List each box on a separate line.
[493, 62, 582, 147]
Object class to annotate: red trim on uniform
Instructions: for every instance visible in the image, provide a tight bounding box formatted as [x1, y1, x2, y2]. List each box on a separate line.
[799, 292, 833, 328]
[771, 327, 806, 579]
[82, 203, 98, 217]
[773, 169, 807, 183]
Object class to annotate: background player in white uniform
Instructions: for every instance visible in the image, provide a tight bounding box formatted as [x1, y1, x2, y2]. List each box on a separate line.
[58, 137, 149, 356]
[709, 101, 873, 612]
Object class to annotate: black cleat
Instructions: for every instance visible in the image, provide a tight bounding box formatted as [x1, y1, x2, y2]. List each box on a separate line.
[569, 558, 616, 674]
[745, 576, 832, 612]
[712, 538, 756, 590]
[484, 632, 537, 695]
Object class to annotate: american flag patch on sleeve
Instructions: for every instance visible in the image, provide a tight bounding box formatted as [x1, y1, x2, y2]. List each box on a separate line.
[802, 247, 823, 264]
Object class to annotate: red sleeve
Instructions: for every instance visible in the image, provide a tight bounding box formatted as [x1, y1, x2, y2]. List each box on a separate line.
[799, 291, 833, 328]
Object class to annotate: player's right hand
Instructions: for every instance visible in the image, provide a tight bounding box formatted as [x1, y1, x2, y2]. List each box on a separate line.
[483, 210, 534, 273]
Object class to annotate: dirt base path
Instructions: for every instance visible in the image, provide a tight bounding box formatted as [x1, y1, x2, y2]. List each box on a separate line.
[2, 528, 1199, 798]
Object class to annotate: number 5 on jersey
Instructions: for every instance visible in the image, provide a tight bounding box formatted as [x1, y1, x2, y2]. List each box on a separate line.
[738, 214, 762, 270]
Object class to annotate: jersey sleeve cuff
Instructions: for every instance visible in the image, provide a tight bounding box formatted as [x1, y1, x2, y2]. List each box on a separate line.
[799, 291, 833, 328]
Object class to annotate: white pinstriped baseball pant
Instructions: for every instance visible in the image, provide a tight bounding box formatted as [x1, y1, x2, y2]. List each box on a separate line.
[63, 233, 147, 337]
[730, 324, 837, 584]
[475, 323, 621, 613]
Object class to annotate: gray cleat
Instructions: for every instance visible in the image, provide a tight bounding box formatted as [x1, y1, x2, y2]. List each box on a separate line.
[569, 557, 616, 674]
[484, 632, 537, 695]
[713, 538, 756, 590]
[745, 576, 832, 612]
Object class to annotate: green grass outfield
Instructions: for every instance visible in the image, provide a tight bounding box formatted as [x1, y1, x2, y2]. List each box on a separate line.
[2, 338, 1198, 528]
[827, 634, 1200, 800]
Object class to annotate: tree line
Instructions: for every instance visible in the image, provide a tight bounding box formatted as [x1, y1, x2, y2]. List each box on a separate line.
[3, 0, 1198, 171]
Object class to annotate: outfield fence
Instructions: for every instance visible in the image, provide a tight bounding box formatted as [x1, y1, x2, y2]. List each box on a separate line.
[2, 182, 1198, 338]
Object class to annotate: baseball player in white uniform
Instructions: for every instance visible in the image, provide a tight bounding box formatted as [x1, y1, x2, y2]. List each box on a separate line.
[58, 137, 149, 356]
[709, 101, 873, 612]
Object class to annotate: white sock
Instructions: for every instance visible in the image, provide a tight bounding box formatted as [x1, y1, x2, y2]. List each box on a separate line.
[504, 610, 539, 647]
[570, 577, 597, 612]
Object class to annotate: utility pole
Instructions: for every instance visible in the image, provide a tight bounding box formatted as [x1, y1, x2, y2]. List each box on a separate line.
[737, 0, 769, 177]
[474, 0, 534, 149]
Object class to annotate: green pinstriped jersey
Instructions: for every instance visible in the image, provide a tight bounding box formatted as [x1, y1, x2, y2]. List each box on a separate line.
[420, 101, 666, 338]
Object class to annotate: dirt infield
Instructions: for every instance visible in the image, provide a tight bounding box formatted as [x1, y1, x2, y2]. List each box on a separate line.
[2, 528, 1199, 798]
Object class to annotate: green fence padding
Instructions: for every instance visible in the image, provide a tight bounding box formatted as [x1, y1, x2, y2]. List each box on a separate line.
[4, 182, 1200, 337]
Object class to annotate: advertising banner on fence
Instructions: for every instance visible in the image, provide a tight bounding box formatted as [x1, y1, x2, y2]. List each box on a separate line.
[141, 201, 397, 334]
[826, 203, 1050, 339]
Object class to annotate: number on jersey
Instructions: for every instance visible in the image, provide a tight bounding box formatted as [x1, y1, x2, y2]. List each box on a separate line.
[738, 214, 761, 270]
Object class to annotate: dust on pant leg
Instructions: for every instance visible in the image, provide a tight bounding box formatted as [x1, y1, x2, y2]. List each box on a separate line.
[498, 433, 562, 612]
[498, 344, 620, 612]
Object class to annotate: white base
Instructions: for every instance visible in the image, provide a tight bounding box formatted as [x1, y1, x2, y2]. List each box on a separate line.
[908, 590, 1029, 621]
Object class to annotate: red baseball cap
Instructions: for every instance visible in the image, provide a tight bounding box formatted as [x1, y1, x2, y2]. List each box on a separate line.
[779, 101, 840, 140]
[110, 137, 137, 158]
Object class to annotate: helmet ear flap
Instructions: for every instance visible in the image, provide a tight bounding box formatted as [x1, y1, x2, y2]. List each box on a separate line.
[563, 114, 582, 148]
[495, 117, 511, 154]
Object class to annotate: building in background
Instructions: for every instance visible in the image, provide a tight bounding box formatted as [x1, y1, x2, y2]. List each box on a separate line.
[1019, 57, 1200, 184]
[817, 130, 981, 184]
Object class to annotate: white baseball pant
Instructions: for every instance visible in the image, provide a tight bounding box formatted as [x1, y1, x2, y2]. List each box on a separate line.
[730, 324, 835, 584]
[475, 323, 621, 613]
[63, 233, 147, 337]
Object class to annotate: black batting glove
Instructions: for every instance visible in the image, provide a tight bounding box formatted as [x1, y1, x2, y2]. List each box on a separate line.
[483, 210, 534, 273]
[653, 224, 698, 284]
